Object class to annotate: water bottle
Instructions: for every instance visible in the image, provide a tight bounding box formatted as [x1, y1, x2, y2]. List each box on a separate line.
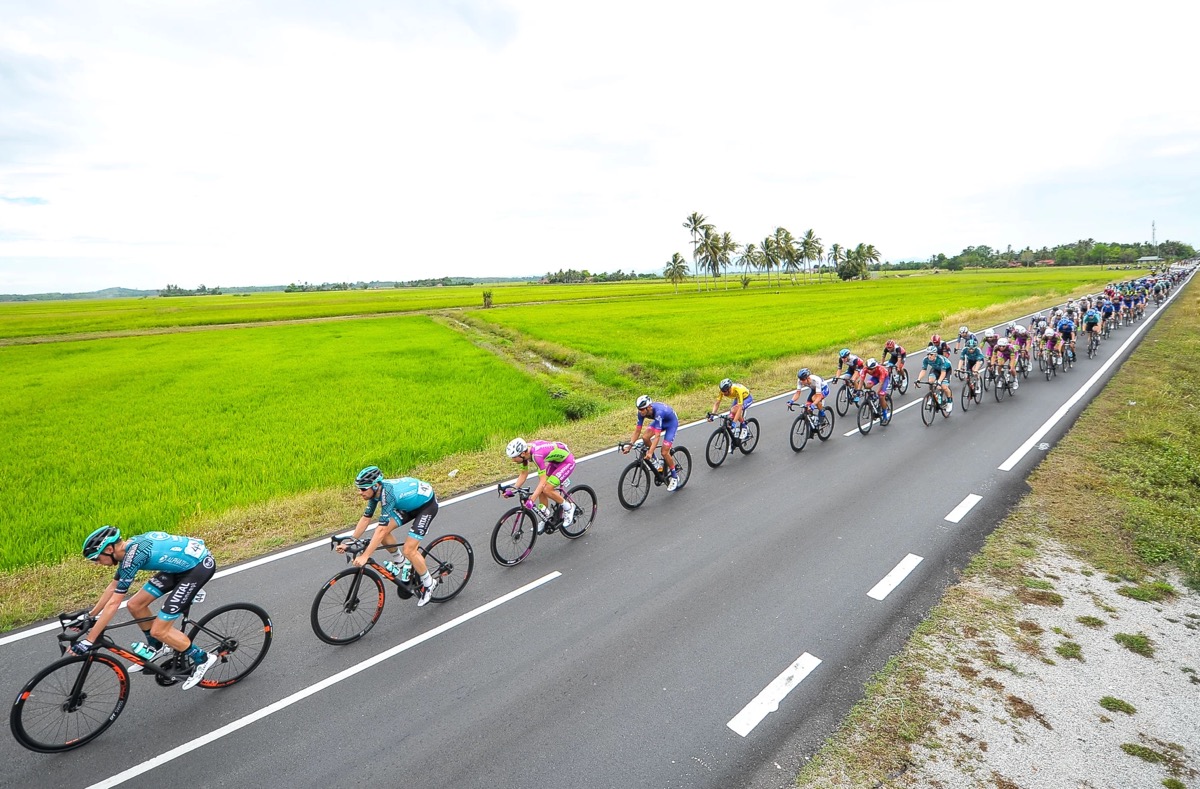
[654, 456, 665, 473]
[399, 558, 412, 583]
[131, 642, 157, 661]
[383, 560, 403, 578]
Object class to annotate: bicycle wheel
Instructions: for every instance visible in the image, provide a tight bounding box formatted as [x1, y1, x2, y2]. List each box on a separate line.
[973, 378, 983, 404]
[671, 446, 692, 490]
[423, 534, 474, 599]
[560, 484, 597, 539]
[919, 392, 934, 426]
[816, 408, 835, 440]
[490, 507, 536, 566]
[10, 654, 129, 753]
[857, 402, 874, 435]
[310, 568, 385, 645]
[189, 602, 273, 686]
[960, 383, 972, 411]
[994, 376, 1005, 402]
[789, 415, 810, 452]
[835, 384, 851, 416]
[738, 418, 760, 454]
[705, 428, 729, 467]
[617, 461, 651, 510]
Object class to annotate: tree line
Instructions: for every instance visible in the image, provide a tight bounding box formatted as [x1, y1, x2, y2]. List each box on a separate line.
[666, 213, 879, 293]
[542, 269, 659, 284]
[923, 239, 1196, 270]
[159, 284, 222, 297]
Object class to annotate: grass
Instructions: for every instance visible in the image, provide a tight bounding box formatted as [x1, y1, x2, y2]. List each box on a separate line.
[1114, 632, 1156, 657]
[1099, 696, 1137, 715]
[1118, 581, 1178, 601]
[1076, 615, 1106, 628]
[0, 316, 569, 573]
[795, 273, 1199, 786]
[1054, 641, 1083, 661]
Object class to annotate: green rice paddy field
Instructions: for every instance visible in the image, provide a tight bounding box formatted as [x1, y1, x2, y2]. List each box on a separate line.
[0, 316, 566, 571]
[2, 266, 1144, 572]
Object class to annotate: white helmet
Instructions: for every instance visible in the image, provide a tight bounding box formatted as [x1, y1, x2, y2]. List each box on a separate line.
[984, 328, 996, 339]
[1015, 324, 1027, 335]
[505, 437, 528, 458]
[1055, 309, 1064, 317]
[997, 337, 1009, 348]
[959, 326, 970, 335]
[635, 395, 652, 409]
[1044, 328, 1055, 338]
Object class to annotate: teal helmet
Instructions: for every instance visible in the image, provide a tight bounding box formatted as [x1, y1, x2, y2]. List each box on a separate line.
[83, 525, 120, 560]
[355, 466, 383, 489]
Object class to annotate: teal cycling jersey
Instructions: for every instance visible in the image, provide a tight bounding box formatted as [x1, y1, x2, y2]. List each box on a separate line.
[362, 477, 436, 525]
[922, 354, 952, 373]
[114, 531, 210, 593]
[962, 348, 986, 364]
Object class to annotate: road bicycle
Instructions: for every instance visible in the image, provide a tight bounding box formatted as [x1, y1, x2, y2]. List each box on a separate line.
[856, 388, 891, 435]
[1043, 346, 1062, 380]
[958, 368, 983, 411]
[886, 363, 909, 397]
[1086, 328, 1101, 358]
[311, 533, 474, 645]
[1102, 317, 1113, 339]
[994, 366, 1018, 401]
[1063, 343, 1075, 371]
[787, 401, 834, 452]
[704, 412, 760, 467]
[1016, 348, 1033, 379]
[10, 599, 273, 752]
[834, 377, 864, 417]
[915, 379, 953, 426]
[490, 482, 597, 566]
[615, 441, 692, 510]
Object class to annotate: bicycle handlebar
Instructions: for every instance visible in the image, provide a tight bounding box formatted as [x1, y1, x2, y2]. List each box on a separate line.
[330, 534, 367, 562]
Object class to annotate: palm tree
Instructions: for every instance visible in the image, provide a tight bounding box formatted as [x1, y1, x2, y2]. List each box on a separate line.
[683, 212, 713, 292]
[828, 243, 844, 281]
[738, 243, 760, 284]
[664, 252, 690, 293]
[697, 226, 719, 292]
[774, 227, 799, 285]
[720, 231, 736, 289]
[801, 229, 822, 284]
[759, 235, 780, 288]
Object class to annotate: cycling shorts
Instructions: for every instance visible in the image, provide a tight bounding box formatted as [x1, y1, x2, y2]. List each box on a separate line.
[732, 395, 754, 410]
[885, 352, 905, 366]
[865, 374, 889, 391]
[644, 416, 679, 446]
[965, 358, 984, 372]
[545, 457, 576, 489]
[400, 497, 439, 540]
[1060, 329, 1074, 341]
[1084, 321, 1099, 331]
[143, 553, 216, 622]
[806, 384, 830, 402]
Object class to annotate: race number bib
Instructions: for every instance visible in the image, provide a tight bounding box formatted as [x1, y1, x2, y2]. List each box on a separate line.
[184, 539, 206, 558]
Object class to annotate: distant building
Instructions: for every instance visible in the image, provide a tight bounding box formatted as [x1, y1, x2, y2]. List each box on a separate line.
[1136, 255, 1164, 263]
[1034, 259, 1055, 266]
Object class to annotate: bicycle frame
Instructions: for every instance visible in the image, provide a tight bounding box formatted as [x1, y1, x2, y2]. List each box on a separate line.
[57, 610, 200, 683]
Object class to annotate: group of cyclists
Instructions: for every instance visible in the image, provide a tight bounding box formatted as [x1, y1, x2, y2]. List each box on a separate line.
[65, 271, 1184, 692]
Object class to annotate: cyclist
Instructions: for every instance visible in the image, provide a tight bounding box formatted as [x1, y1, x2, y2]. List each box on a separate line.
[994, 337, 1019, 390]
[981, 328, 1001, 378]
[343, 466, 440, 606]
[919, 345, 953, 413]
[1043, 326, 1064, 366]
[960, 338, 987, 393]
[930, 333, 952, 357]
[1056, 310, 1076, 360]
[624, 395, 681, 491]
[1082, 304, 1102, 348]
[1011, 324, 1032, 371]
[789, 368, 830, 418]
[712, 378, 753, 440]
[505, 437, 577, 531]
[861, 358, 892, 420]
[75, 526, 218, 691]
[1100, 297, 1116, 333]
[882, 339, 907, 378]
[953, 326, 976, 354]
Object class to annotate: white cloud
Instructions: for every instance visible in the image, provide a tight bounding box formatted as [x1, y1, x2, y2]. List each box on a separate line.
[1, 0, 1198, 293]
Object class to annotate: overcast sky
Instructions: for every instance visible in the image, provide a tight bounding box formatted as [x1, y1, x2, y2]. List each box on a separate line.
[1, 0, 1197, 294]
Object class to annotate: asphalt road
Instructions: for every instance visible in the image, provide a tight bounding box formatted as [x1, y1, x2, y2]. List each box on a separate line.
[2, 275, 1190, 789]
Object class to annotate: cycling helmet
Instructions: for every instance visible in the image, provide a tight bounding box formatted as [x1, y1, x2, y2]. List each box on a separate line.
[1054, 309, 1064, 317]
[719, 378, 732, 392]
[931, 334, 942, 344]
[1014, 324, 1027, 335]
[866, 358, 879, 370]
[958, 326, 970, 336]
[1044, 328, 1055, 338]
[505, 437, 528, 458]
[635, 395, 652, 410]
[1006, 322, 1016, 332]
[838, 349, 850, 359]
[997, 337, 1009, 348]
[885, 339, 896, 351]
[797, 368, 811, 380]
[83, 525, 120, 560]
[355, 465, 383, 489]
[925, 345, 938, 355]
[984, 328, 996, 339]
[966, 338, 979, 349]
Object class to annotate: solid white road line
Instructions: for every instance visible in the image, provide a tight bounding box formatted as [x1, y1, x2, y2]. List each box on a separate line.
[84, 572, 561, 789]
[944, 494, 983, 524]
[998, 272, 1193, 472]
[727, 652, 822, 737]
[866, 554, 924, 601]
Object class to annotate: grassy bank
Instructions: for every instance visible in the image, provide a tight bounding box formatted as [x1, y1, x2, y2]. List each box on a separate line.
[795, 274, 1199, 787]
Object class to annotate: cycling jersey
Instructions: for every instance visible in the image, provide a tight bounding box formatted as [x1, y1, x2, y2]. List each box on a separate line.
[839, 355, 865, 374]
[1012, 332, 1030, 347]
[1083, 310, 1100, 326]
[882, 345, 907, 362]
[722, 383, 750, 405]
[995, 345, 1015, 361]
[922, 354, 952, 374]
[637, 402, 679, 445]
[962, 347, 986, 367]
[523, 440, 575, 487]
[1057, 318, 1075, 334]
[362, 477, 437, 526]
[113, 532, 210, 594]
[800, 374, 830, 400]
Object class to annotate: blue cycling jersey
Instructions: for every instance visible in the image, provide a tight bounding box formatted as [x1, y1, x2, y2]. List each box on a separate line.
[363, 477, 436, 525]
[114, 532, 209, 593]
[636, 402, 678, 432]
[1057, 319, 1075, 332]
